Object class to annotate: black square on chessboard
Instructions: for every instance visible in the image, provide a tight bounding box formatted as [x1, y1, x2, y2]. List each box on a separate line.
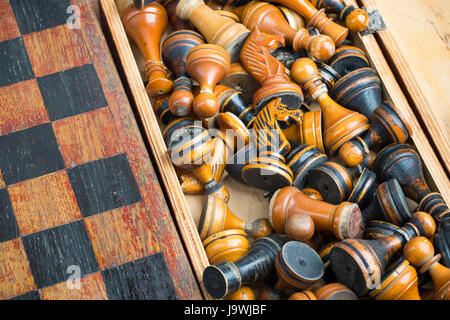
[0, 123, 65, 186]
[37, 64, 108, 121]
[9, 290, 41, 300]
[67, 153, 142, 218]
[0, 188, 20, 243]
[101, 253, 178, 300]
[9, 0, 72, 35]
[21, 220, 99, 289]
[0, 37, 34, 88]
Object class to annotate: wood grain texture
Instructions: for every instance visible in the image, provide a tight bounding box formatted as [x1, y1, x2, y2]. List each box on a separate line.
[359, 0, 450, 173]
[0, 0, 20, 42]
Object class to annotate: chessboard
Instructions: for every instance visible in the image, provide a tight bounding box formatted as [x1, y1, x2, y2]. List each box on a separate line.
[0, 0, 202, 300]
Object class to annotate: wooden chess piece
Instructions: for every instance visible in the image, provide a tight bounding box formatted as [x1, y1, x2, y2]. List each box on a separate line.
[153, 96, 177, 125]
[199, 194, 273, 240]
[369, 257, 421, 300]
[162, 30, 206, 117]
[121, 3, 173, 99]
[203, 229, 250, 264]
[347, 167, 377, 211]
[327, 45, 370, 77]
[310, 0, 369, 32]
[372, 144, 450, 221]
[301, 110, 325, 153]
[185, 44, 231, 118]
[434, 214, 450, 268]
[271, 46, 307, 72]
[291, 58, 369, 155]
[270, 186, 363, 240]
[363, 220, 398, 239]
[329, 211, 436, 296]
[231, 2, 336, 61]
[338, 102, 411, 168]
[285, 144, 328, 190]
[285, 213, 315, 242]
[288, 290, 317, 300]
[313, 282, 358, 300]
[162, 0, 196, 30]
[241, 98, 294, 192]
[214, 85, 256, 128]
[215, 112, 250, 150]
[316, 61, 341, 91]
[240, 28, 304, 112]
[318, 240, 339, 283]
[259, 241, 324, 299]
[162, 117, 196, 144]
[278, 5, 306, 30]
[176, 0, 251, 62]
[403, 236, 450, 300]
[267, 0, 348, 46]
[205, 0, 224, 10]
[302, 187, 323, 201]
[225, 142, 258, 183]
[225, 286, 256, 300]
[202, 234, 287, 299]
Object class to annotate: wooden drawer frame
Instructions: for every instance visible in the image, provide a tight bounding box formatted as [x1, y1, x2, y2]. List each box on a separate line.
[99, 0, 450, 299]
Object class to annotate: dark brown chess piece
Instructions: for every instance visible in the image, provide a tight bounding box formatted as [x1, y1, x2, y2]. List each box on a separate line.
[347, 167, 377, 211]
[291, 58, 369, 156]
[310, 0, 369, 32]
[271, 46, 308, 71]
[153, 96, 178, 125]
[363, 220, 398, 239]
[403, 236, 450, 300]
[270, 186, 363, 240]
[225, 142, 258, 183]
[121, 3, 173, 99]
[316, 60, 341, 91]
[240, 28, 304, 112]
[313, 282, 358, 300]
[176, 0, 251, 62]
[203, 229, 250, 264]
[202, 234, 287, 299]
[435, 214, 450, 268]
[327, 45, 370, 77]
[318, 240, 339, 283]
[329, 211, 436, 296]
[185, 44, 231, 118]
[231, 1, 336, 61]
[213, 85, 256, 128]
[162, 30, 206, 117]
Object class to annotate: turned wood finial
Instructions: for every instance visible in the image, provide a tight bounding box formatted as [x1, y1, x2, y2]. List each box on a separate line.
[404, 236, 450, 300]
[122, 3, 173, 99]
[291, 58, 369, 155]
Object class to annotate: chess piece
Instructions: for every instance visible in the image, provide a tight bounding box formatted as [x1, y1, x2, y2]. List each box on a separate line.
[285, 213, 315, 242]
[302, 187, 323, 201]
[403, 236, 450, 300]
[216, 9, 240, 22]
[291, 58, 369, 155]
[372, 144, 450, 221]
[214, 85, 256, 128]
[347, 167, 377, 211]
[362, 178, 412, 227]
[225, 286, 256, 300]
[241, 98, 294, 192]
[338, 102, 411, 167]
[278, 5, 306, 30]
[203, 229, 250, 264]
[218, 62, 261, 106]
[316, 61, 341, 90]
[202, 234, 287, 299]
[318, 240, 339, 283]
[162, 30, 206, 117]
[301, 110, 325, 153]
[176, 0, 251, 62]
[327, 45, 370, 77]
[121, 3, 173, 99]
[271, 46, 308, 71]
[153, 96, 177, 125]
[231, 2, 336, 61]
[285, 144, 328, 190]
[288, 290, 317, 300]
[215, 112, 250, 150]
[369, 257, 421, 300]
[313, 282, 358, 300]
[185, 44, 231, 118]
[330, 211, 436, 296]
[162, 117, 196, 144]
[198, 194, 273, 240]
[310, 0, 369, 32]
[267, 0, 348, 46]
[225, 142, 258, 183]
[363, 220, 398, 239]
[205, 0, 224, 9]
[269, 186, 363, 240]
[162, 0, 196, 30]
[434, 215, 450, 268]
[240, 28, 304, 112]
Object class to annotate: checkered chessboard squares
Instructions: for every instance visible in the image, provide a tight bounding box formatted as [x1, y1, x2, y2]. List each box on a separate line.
[0, 188, 20, 242]
[0, 37, 34, 88]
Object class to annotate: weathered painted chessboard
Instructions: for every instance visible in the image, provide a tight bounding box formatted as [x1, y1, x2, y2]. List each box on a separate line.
[0, 0, 202, 300]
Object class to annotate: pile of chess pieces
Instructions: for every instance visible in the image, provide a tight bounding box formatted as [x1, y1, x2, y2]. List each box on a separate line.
[121, 0, 450, 300]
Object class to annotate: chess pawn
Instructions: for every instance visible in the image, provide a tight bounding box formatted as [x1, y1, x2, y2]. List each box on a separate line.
[176, 0, 251, 62]
[369, 257, 421, 300]
[338, 102, 411, 167]
[213, 85, 256, 128]
[372, 144, 450, 221]
[327, 45, 370, 77]
[198, 194, 273, 240]
[269, 186, 363, 240]
[152, 96, 177, 125]
[259, 241, 324, 299]
[362, 178, 412, 227]
[162, 30, 206, 117]
[302, 187, 323, 201]
[267, 0, 349, 46]
[225, 142, 258, 183]
[225, 286, 256, 300]
[318, 240, 339, 283]
[185, 44, 231, 118]
[313, 282, 358, 300]
[301, 110, 325, 154]
[347, 167, 377, 211]
[291, 58, 370, 156]
[277, 5, 306, 30]
[316, 61, 341, 91]
[162, 0, 196, 30]
[288, 290, 318, 300]
[202, 234, 287, 299]
[329, 211, 436, 296]
[121, 3, 173, 99]
[240, 28, 304, 112]
[203, 229, 250, 264]
[403, 236, 450, 300]
[310, 0, 369, 32]
[232, 2, 336, 61]
[363, 220, 398, 239]
[285, 144, 328, 190]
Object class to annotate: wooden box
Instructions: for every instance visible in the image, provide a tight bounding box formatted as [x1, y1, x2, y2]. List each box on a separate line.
[99, 0, 450, 299]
